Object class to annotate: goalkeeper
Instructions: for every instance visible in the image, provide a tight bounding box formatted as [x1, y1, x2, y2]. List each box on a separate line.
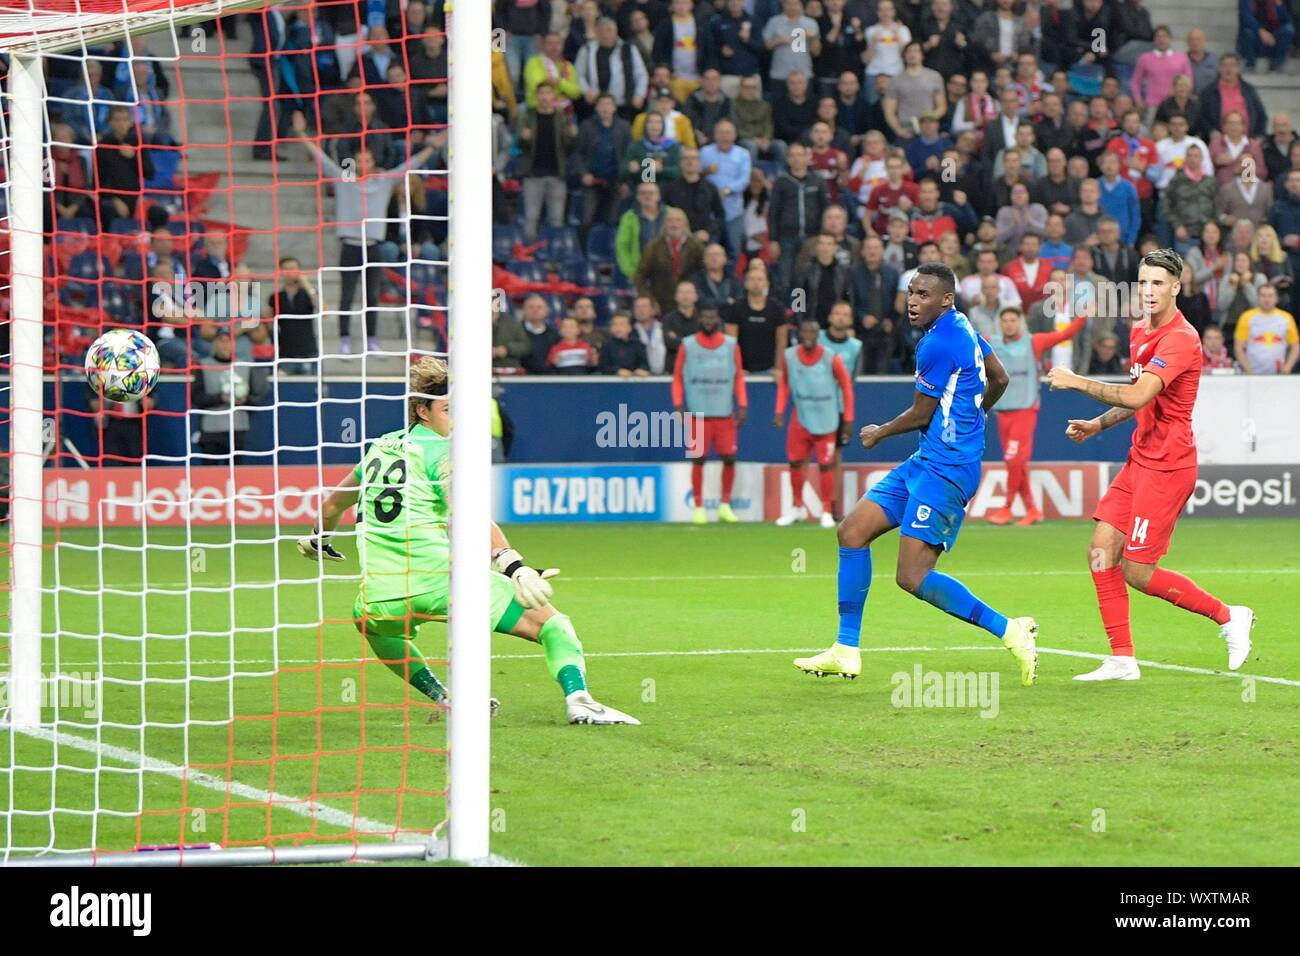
[299, 356, 639, 726]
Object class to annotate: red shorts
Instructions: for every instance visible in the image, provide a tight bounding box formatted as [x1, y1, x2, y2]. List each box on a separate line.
[996, 407, 1038, 463]
[687, 415, 737, 458]
[786, 413, 837, 466]
[1093, 458, 1197, 562]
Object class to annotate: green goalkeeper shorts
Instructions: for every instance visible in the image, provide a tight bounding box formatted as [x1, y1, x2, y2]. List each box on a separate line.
[352, 570, 525, 641]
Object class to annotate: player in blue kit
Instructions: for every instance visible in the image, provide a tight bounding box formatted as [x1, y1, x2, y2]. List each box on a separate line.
[794, 264, 1041, 686]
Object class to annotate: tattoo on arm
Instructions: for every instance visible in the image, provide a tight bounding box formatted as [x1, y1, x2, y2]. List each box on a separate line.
[1097, 406, 1137, 431]
[1077, 377, 1135, 408]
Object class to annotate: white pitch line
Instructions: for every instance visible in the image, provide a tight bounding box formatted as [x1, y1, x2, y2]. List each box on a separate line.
[9, 726, 523, 867]
[34, 645, 1299, 687]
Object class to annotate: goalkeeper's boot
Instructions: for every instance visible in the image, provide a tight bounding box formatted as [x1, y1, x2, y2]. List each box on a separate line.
[775, 505, 808, 526]
[793, 643, 861, 679]
[1002, 616, 1039, 687]
[1220, 605, 1255, 671]
[566, 691, 640, 725]
[717, 502, 739, 523]
[1073, 655, 1141, 682]
[426, 694, 502, 723]
[692, 506, 708, 525]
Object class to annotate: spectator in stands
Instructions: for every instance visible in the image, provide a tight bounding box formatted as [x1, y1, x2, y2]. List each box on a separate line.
[1200, 53, 1267, 138]
[524, 32, 581, 113]
[1083, 332, 1126, 375]
[1096, 151, 1142, 246]
[971, 0, 1029, 74]
[49, 123, 92, 224]
[884, 42, 946, 140]
[1218, 251, 1265, 329]
[903, 112, 952, 178]
[332, 92, 398, 170]
[864, 0, 911, 103]
[1238, 0, 1296, 72]
[865, 152, 919, 237]
[1271, 169, 1300, 297]
[87, 379, 152, 464]
[124, 228, 185, 284]
[95, 106, 154, 226]
[1026, 267, 1069, 334]
[265, 258, 318, 376]
[1262, 112, 1297, 182]
[147, 261, 198, 367]
[1162, 144, 1218, 252]
[1155, 74, 1206, 141]
[1209, 111, 1268, 189]
[116, 57, 172, 145]
[65, 59, 112, 145]
[496, 0, 551, 89]
[815, 0, 868, 96]
[654, 0, 707, 99]
[637, 208, 706, 312]
[1064, 178, 1106, 247]
[632, 294, 669, 374]
[692, 242, 742, 311]
[1218, 151, 1274, 233]
[627, 8, 657, 67]
[1251, 225, 1296, 306]
[769, 142, 832, 290]
[625, 110, 683, 186]
[599, 311, 651, 377]
[882, 209, 921, 272]
[772, 70, 819, 150]
[983, 86, 1026, 164]
[852, 235, 901, 373]
[577, 17, 649, 122]
[664, 146, 724, 243]
[699, 118, 752, 259]
[1186, 219, 1232, 309]
[519, 81, 578, 243]
[1002, 232, 1052, 308]
[765, 0, 821, 83]
[742, 166, 774, 260]
[292, 112, 437, 353]
[961, 247, 1022, 310]
[794, 232, 855, 327]
[493, 306, 531, 373]
[1091, 217, 1142, 284]
[1067, 0, 1115, 76]
[952, 70, 998, 151]
[684, 68, 734, 147]
[996, 182, 1047, 249]
[1185, 28, 1220, 92]
[994, 121, 1047, 180]
[1235, 284, 1299, 372]
[1202, 324, 1236, 371]
[662, 277, 703, 366]
[795, 204, 860, 274]
[724, 257, 787, 373]
[632, 85, 698, 146]
[616, 181, 668, 280]
[1177, 262, 1215, 334]
[806, 116, 852, 205]
[572, 297, 606, 351]
[910, 176, 975, 244]
[706, 0, 762, 97]
[192, 328, 270, 462]
[1039, 213, 1074, 272]
[547, 316, 599, 374]
[733, 73, 778, 164]
[576, 92, 632, 247]
[920, 0, 968, 78]
[518, 295, 560, 375]
[410, 30, 451, 128]
[966, 273, 1006, 338]
[1228, 217, 1259, 256]
[1130, 25, 1192, 115]
[1154, 112, 1212, 190]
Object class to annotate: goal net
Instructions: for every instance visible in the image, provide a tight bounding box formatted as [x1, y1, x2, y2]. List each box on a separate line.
[0, 0, 495, 865]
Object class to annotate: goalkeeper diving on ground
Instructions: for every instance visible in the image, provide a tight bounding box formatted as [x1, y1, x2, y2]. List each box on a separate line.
[297, 356, 639, 726]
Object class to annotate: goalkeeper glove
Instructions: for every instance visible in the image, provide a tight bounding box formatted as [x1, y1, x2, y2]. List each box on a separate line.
[492, 548, 560, 609]
[298, 534, 346, 562]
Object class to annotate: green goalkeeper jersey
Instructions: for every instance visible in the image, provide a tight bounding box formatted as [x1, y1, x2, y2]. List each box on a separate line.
[353, 423, 450, 602]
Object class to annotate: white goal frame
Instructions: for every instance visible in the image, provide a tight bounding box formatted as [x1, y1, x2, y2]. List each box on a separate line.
[1, 0, 494, 865]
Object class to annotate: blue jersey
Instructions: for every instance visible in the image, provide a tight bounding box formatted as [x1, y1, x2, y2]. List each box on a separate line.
[912, 307, 992, 471]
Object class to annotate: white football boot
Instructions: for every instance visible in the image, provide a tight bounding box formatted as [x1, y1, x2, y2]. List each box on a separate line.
[1073, 656, 1141, 681]
[1220, 605, 1255, 671]
[775, 505, 808, 527]
[566, 691, 641, 725]
[819, 511, 837, 529]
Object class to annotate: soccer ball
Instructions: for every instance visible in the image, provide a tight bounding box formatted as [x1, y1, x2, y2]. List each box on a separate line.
[85, 329, 161, 403]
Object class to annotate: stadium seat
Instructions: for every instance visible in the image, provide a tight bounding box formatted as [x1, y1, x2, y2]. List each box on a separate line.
[591, 292, 621, 325]
[563, 259, 598, 287]
[537, 224, 580, 260]
[508, 260, 546, 283]
[587, 225, 616, 263]
[756, 160, 782, 182]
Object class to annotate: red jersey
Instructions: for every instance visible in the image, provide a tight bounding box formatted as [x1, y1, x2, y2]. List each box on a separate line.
[1127, 311, 1202, 471]
[809, 146, 848, 203]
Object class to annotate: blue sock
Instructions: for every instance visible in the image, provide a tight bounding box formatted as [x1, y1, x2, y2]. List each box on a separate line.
[836, 547, 871, 648]
[915, 570, 1009, 639]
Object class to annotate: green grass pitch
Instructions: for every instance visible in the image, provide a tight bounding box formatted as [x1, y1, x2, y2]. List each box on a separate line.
[3, 519, 1298, 865]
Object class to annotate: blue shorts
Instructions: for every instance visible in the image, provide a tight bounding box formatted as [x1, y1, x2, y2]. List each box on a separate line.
[865, 455, 978, 552]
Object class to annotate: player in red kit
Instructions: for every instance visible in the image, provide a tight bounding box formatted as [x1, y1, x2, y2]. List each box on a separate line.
[1047, 249, 1255, 681]
[773, 317, 855, 528]
[672, 305, 748, 524]
[986, 305, 1087, 526]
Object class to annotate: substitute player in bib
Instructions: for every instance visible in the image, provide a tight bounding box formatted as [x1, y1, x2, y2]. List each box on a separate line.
[298, 357, 639, 725]
[986, 305, 1087, 526]
[1048, 250, 1255, 680]
[795, 264, 1042, 686]
[773, 318, 856, 528]
[819, 301, 864, 519]
[672, 305, 748, 524]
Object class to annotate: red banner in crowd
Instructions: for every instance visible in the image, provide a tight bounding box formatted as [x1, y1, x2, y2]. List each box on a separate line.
[44, 466, 354, 527]
[762, 463, 1110, 521]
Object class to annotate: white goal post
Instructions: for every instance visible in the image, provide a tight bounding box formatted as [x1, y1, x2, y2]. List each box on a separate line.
[0, 0, 494, 865]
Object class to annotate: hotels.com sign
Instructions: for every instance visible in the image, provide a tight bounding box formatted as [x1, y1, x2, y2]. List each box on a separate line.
[44, 466, 354, 526]
[763, 463, 1110, 521]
